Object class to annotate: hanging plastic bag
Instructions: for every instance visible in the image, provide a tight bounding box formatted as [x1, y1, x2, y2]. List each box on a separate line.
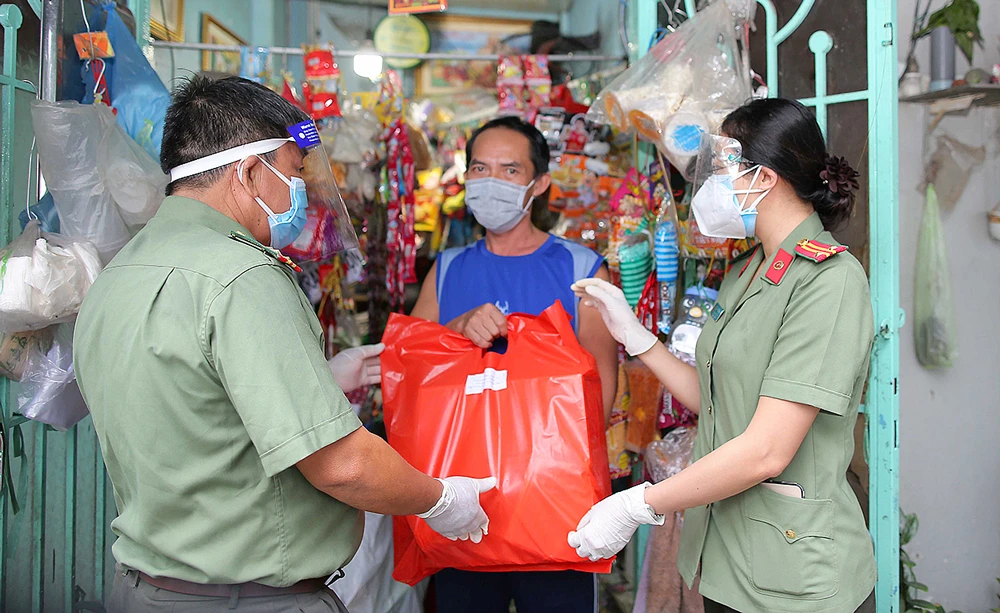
[98, 104, 169, 228]
[32, 100, 166, 258]
[32, 100, 131, 261]
[17, 324, 90, 430]
[587, 0, 753, 179]
[82, 2, 171, 161]
[0, 221, 103, 332]
[333, 512, 428, 613]
[923, 134, 985, 213]
[914, 184, 958, 369]
[381, 302, 613, 585]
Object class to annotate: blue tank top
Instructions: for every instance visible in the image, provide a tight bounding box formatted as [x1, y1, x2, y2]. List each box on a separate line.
[436, 235, 604, 333]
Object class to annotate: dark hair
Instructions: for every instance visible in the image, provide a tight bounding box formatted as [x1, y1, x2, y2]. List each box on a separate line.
[161, 76, 309, 195]
[721, 98, 856, 230]
[466, 115, 550, 178]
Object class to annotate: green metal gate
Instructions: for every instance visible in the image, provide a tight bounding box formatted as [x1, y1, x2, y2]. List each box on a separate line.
[0, 0, 900, 610]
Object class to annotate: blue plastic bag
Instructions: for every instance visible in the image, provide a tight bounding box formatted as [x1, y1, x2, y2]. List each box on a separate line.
[81, 2, 170, 162]
[19, 194, 61, 234]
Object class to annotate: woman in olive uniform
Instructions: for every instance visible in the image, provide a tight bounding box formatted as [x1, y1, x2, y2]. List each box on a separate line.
[567, 99, 876, 612]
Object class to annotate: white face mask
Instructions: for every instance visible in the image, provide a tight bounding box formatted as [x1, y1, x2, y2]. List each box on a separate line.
[690, 165, 771, 239]
[464, 177, 536, 234]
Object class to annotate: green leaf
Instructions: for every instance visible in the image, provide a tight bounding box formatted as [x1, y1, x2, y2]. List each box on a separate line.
[911, 600, 938, 610]
[911, 582, 930, 592]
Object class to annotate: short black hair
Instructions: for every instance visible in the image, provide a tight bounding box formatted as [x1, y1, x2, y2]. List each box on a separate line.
[721, 98, 856, 230]
[466, 115, 550, 178]
[161, 76, 309, 195]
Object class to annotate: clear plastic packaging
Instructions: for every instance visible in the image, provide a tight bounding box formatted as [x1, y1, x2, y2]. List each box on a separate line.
[924, 133, 985, 212]
[0, 221, 103, 332]
[645, 426, 698, 484]
[32, 100, 167, 259]
[587, 0, 753, 179]
[18, 324, 90, 431]
[914, 184, 957, 369]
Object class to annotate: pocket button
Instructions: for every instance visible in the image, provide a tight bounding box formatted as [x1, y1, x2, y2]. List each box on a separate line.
[784, 529, 796, 540]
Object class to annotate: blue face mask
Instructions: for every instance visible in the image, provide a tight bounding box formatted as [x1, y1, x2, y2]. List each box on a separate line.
[244, 155, 309, 250]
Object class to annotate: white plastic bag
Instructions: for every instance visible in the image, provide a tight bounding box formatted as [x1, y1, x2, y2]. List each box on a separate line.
[99, 108, 169, 228]
[31, 100, 168, 260]
[333, 512, 428, 613]
[18, 324, 90, 431]
[588, 0, 753, 179]
[0, 221, 103, 332]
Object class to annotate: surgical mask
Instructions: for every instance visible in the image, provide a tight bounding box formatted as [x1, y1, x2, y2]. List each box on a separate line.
[464, 177, 536, 234]
[239, 155, 309, 250]
[690, 166, 770, 239]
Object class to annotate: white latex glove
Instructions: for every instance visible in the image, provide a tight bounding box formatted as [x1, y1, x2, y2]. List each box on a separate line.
[567, 483, 665, 561]
[328, 344, 385, 393]
[571, 278, 658, 356]
[417, 476, 497, 543]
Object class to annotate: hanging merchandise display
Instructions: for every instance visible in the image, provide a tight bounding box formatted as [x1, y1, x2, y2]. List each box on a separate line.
[240, 47, 270, 85]
[607, 363, 632, 480]
[381, 304, 613, 585]
[302, 46, 343, 120]
[0, 221, 103, 333]
[586, 0, 753, 178]
[914, 184, 958, 369]
[81, 2, 171, 161]
[652, 162, 680, 335]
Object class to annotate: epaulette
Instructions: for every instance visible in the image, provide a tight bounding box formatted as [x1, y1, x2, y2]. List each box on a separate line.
[229, 231, 302, 273]
[794, 238, 847, 263]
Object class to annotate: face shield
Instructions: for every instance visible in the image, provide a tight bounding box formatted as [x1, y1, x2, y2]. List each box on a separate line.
[689, 133, 770, 239]
[167, 120, 360, 260]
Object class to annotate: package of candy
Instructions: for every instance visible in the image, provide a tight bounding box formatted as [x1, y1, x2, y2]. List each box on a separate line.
[497, 55, 525, 115]
[523, 55, 552, 109]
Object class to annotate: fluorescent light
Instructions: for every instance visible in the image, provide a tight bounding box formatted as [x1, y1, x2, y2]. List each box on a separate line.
[353, 41, 383, 81]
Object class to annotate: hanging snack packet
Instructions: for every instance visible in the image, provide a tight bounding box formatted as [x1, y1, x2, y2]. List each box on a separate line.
[523, 55, 552, 110]
[303, 45, 342, 120]
[497, 55, 525, 115]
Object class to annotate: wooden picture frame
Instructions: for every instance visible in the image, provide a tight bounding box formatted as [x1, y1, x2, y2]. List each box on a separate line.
[415, 14, 532, 96]
[150, 0, 184, 42]
[200, 14, 245, 74]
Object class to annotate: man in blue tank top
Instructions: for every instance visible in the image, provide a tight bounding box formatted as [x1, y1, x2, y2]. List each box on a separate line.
[411, 116, 619, 613]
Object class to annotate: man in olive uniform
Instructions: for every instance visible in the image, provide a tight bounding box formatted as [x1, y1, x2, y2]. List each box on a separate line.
[74, 76, 494, 613]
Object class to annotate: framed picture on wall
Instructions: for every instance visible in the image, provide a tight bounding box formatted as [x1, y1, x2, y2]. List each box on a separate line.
[150, 0, 184, 42]
[200, 14, 245, 74]
[415, 14, 532, 96]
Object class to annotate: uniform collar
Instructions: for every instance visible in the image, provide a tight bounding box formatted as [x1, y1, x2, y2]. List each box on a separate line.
[762, 212, 826, 285]
[155, 196, 251, 237]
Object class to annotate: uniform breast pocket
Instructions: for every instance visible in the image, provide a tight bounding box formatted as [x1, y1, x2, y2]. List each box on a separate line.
[744, 486, 838, 599]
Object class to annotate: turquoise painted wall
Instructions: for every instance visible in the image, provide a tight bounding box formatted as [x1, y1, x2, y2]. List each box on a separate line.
[151, 0, 309, 89]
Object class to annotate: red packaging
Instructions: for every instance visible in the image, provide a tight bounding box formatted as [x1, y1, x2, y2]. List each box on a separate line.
[307, 91, 341, 119]
[381, 303, 614, 585]
[304, 48, 340, 79]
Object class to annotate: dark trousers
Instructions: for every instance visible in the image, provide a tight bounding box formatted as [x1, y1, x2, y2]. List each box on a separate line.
[703, 590, 876, 613]
[435, 569, 597, 613]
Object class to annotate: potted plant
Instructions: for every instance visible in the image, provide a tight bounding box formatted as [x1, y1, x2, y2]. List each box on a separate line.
[910, 0, 984, 91]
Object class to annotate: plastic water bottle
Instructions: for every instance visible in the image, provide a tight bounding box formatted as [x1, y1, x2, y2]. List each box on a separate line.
[654, 220, 679, 335]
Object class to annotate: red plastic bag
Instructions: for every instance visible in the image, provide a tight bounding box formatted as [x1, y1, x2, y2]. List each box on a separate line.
[381, 302, 613, 585]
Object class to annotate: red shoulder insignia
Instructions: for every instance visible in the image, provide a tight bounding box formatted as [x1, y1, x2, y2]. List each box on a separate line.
[794, 239, 847, 263]
[764, 249, 793, 284]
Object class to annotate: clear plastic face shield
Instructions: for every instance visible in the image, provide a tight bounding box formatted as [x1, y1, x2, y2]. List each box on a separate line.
[689, 133, 771, 239]
[167, 120, 359, 260]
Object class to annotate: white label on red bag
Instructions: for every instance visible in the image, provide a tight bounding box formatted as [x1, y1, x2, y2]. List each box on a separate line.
[465, 368, 508, 395]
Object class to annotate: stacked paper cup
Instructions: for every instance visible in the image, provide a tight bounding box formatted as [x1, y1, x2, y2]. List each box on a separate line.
[619, 240, 653, 308]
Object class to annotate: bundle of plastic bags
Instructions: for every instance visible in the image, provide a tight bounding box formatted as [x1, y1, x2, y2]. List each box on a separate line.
[31, 100, 167, 262]
[587, 0, 753, 178]
[0, 221, 103, 333]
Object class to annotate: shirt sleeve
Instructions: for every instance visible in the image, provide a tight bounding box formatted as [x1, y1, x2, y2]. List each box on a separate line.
[758, 263, 874, 416]
[206, 264, 362, 477]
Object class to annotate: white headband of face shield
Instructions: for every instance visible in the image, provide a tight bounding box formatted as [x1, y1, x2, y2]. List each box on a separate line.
[168, 137, 294, 183]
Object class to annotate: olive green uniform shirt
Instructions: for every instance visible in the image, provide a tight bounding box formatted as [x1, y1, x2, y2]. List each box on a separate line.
[677, 213, 877, 612]
[74, 197, 364, 587]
